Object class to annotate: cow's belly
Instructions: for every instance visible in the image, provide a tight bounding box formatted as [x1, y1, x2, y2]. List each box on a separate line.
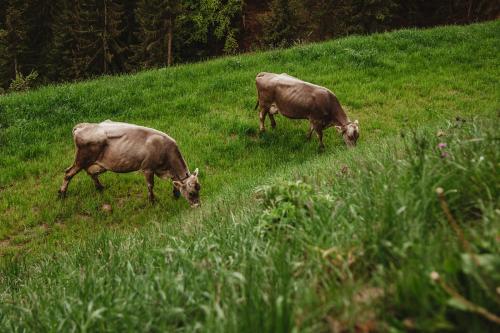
[98, 139, 148, 173]
[100, 158, 143, 173]
[275, 102, 312, 120]
[278, 108, 309, 119]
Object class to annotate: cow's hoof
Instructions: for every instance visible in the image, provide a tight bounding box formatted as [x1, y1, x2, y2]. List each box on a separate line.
[149, 197, 156, 204]
[58, 190, 66, 199]
[96, 185, 104, 192]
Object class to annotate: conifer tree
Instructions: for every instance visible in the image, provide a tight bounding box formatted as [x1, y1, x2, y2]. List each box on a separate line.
[0, 29, 9, 89]
[1, 0, 498, 89]
[211, 0, 243, 54]
[132, 0, 184, 68]
[261, 0, 305, 48]
[173, 0, 243, 61]
[71, 0, 126, 77]
[350, 0, 398, 34]
[0, 0, 29, 88]
[24, 1, 55, 85]
[48, 0, 80, 81]
[302, 0, 353, 40]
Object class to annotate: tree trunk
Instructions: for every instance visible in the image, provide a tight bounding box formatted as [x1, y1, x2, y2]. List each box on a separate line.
[14, 56, 18, 76]
[103, 0, 108, 74]
[167, 18, 173, 67]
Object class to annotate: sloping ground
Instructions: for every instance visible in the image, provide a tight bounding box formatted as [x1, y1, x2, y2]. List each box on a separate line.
[0, 22, 499, 332]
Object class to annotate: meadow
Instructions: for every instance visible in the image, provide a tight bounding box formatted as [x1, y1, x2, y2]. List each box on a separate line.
[0, 21, 499, 332]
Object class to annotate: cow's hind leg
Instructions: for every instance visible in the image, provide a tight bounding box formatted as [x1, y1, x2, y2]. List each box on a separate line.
[59, 164, 82, 198]
[315, 126, 325, 150]
[269, 113, 277, 129]
[86, 164, 106, 191]
[144, 170, 155, 203]
[259, 109, 268, 132]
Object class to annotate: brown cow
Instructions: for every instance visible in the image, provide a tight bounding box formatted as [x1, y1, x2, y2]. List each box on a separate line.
[255, 72, 359, 148]
[59, 120, 201, 207]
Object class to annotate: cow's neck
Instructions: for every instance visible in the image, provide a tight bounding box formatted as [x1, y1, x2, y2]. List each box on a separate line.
[335, 107, 350, 127]
[168, 147, 190, 181]
[331, 99, 349, 127]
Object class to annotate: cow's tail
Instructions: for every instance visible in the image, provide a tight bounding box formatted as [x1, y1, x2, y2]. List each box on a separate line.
[254, 100, 259, 111]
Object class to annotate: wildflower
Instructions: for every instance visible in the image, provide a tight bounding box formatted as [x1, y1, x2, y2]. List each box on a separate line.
[441, 152, 449, 158]
[437, 143, 447, 149]
[430, 271, 440, 281]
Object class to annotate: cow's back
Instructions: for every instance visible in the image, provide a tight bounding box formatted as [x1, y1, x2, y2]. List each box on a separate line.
[72, 121, 176, 173]
[72, 123, 107, 147]
[271, 74, 334, 120]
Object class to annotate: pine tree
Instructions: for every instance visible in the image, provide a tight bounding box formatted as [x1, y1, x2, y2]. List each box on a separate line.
[0, 0, 30, 88]
[173, 0, 244, 61]
[350, 0, 399, 34]
[261, 0, 305, 48]
[397, 0, 500, 27]
[132, 0, 184, 69]
[23, 1, 56, 85]
[211, 0, 243, 54]
[48, 0, 80, 81]
[303, 0, 354, 40]
[72, 0, 126, 77]
[0, 30, 9, 89]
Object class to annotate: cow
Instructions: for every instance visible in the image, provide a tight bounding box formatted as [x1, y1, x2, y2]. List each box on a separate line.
[59, 120, 201, 207]
[255, 72, 359, 149]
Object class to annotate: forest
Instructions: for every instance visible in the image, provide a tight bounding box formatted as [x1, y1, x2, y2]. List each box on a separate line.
[0, 0, 497, 91]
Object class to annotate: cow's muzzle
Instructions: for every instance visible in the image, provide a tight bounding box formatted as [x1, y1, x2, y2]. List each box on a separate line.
[190, 201, 201, 208]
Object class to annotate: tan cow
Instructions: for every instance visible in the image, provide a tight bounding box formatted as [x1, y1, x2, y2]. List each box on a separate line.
[59, 120, 201, 207]
[255, 72, 359, 148]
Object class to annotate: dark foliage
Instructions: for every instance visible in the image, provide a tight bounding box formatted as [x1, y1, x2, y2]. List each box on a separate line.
[0, 0, 497, 90]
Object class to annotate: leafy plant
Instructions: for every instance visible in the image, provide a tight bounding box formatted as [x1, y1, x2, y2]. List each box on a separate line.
[8, 70, 38, 92]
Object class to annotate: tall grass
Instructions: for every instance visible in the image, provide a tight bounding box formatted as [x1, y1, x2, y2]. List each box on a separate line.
[1, 119, 498, 332]
[0, 21, 499, 332]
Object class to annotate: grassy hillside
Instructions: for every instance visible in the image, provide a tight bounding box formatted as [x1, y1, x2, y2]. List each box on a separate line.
[0, 21, 499, 332]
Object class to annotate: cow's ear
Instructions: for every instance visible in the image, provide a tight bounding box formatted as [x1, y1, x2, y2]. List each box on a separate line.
[192, 168, 199, 177]
[173, 181, 183, 188]
[334, 125, 343, 133]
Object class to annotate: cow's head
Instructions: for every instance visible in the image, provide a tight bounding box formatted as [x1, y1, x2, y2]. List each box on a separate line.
[335, 120, 359, 147]
[173, 168, 201, 208]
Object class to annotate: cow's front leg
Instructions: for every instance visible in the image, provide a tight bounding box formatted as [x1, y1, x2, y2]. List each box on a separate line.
[59, 164, 82, 198]
[86, 164, 106, 191]
[306, 123, 314, 140]
[144, 170, 155, 203]
[269, 113, 277, 129]
[315, 126, 325, 150]
[259, 110, 268, 132]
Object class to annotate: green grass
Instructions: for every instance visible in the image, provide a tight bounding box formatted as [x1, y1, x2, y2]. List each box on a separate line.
[0, 21, 499, 332]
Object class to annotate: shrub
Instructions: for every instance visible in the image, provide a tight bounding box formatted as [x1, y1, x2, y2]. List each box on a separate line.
[8, 70, 39, 92]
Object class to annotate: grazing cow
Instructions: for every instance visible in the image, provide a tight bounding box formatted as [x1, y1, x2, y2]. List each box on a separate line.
[59, 120, 201, 207]
[255, 72, 359, 148]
